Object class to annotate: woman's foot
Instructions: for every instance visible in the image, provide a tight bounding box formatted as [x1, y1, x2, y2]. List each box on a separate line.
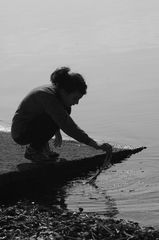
[24, 145, 57, 163]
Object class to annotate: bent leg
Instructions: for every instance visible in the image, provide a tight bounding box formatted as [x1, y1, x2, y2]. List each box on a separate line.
[29, 114, 59, 150]
[15, 114, 59, 150]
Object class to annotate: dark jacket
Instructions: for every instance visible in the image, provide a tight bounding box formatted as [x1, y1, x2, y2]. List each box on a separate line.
[11, 84, 91, 145]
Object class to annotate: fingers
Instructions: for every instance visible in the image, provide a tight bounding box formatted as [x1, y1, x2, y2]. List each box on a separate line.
[101, 143, 112, 153]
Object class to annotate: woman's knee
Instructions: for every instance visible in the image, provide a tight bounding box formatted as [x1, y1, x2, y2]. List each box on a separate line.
[12, 136, 29, 145]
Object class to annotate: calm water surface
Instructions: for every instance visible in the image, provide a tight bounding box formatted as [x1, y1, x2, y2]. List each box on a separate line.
[0, 0, 159, 227]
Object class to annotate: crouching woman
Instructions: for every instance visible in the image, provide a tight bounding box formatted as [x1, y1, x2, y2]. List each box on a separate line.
[11, 67, 112, 162]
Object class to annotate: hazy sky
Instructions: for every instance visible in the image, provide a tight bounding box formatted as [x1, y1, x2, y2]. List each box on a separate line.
[1, 0, 159, 63]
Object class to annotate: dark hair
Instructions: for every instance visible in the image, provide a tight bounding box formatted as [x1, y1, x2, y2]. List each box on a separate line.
[50, 67, 87, 95]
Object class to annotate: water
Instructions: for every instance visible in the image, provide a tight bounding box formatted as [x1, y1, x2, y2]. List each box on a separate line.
[0, 0, 159, 227]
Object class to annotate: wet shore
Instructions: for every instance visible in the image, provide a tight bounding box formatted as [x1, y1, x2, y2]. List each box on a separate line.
[0, 131, 158, 239]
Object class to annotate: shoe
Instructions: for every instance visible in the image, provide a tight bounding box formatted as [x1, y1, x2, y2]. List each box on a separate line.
[24, 145, 55, 163]
[43, 142, 59, 158]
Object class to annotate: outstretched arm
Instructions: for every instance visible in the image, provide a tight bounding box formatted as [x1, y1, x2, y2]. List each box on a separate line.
[44, 93, 112, 153]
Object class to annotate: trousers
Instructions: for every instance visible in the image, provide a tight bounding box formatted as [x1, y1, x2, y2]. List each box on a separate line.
[14, 114, 59, 150]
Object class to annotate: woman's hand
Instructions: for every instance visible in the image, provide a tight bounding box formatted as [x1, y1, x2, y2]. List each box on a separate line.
[53, 130, 62, 147]
[99, 143, 112, 153]
[88, 139, 112, 153]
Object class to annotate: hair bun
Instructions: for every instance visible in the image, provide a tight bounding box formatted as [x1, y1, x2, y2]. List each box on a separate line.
[51, 67, 70, 84]
[50, 66, 87, 95]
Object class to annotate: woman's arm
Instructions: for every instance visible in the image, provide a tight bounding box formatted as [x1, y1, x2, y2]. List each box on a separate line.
[53, 130, 62, 147]
[44, 93, 112, 153]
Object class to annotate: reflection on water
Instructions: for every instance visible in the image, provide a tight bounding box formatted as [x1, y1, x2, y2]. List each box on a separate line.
[64, 146, 159, 227]
[0, 165, 118, 220]
[65, 180, 119, 218]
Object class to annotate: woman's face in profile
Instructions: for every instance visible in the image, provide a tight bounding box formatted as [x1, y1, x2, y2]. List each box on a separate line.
[61, 90, 83, 107]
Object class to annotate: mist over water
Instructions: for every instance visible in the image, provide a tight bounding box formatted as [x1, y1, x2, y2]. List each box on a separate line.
[0, 0, 159, 227]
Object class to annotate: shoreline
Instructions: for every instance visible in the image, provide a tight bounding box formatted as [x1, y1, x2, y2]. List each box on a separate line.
[0, 130, 159, 238]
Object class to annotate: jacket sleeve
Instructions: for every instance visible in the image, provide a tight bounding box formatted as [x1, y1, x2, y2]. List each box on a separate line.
[43, 93, 92, 145]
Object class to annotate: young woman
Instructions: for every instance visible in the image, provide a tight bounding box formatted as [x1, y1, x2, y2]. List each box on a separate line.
[11, 67, 112, 162]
